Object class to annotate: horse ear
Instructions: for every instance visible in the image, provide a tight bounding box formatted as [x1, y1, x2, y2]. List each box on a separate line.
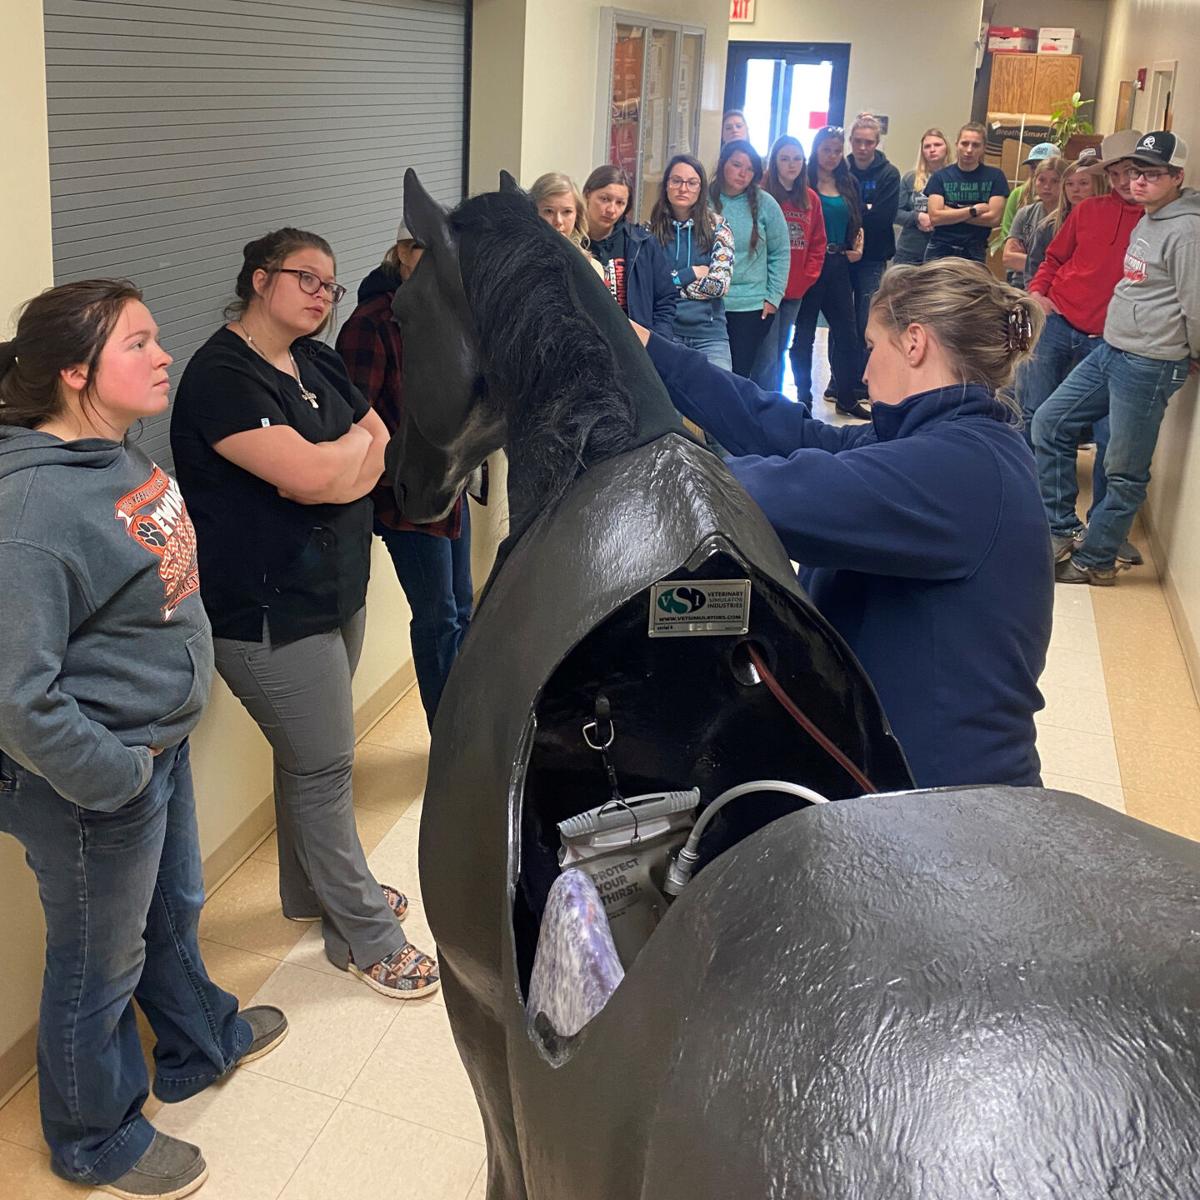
[498, 170, 523, 195]
[404, 168, 453, 253]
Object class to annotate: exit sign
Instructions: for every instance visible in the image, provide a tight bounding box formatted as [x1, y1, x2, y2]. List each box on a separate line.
[731, 0, 756, 21]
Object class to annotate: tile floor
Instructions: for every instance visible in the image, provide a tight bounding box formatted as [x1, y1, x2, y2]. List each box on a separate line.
[2, 401, 1198, 1200]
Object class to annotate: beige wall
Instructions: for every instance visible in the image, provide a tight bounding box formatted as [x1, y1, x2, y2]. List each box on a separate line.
[1095, 0, 1200, 682]
[730, 0, 985, 177]
[0, 0, 56, 1105]
[470, 0, 731, 193]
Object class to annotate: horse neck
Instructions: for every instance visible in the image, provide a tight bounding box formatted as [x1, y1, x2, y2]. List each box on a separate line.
[502, 334, 684, 545]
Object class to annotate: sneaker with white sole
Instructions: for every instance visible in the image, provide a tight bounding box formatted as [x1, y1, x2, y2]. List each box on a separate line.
[98, 1132, 207, 1200]
[237, 1005, 288, 1064]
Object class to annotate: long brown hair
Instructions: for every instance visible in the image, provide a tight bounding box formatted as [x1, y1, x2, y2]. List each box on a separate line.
[0, 279, 142, 430]
[812, 126, 863, 245]
[711, 139, 766, 253]
[764, 135, 811, 212]
[648, 155, 717, 252]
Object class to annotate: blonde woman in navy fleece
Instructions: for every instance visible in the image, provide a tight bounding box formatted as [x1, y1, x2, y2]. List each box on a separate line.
[632, 260, 1052, 788]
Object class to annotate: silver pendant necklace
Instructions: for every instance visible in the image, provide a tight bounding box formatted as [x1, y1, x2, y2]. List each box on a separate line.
[239, 322, 319, 408]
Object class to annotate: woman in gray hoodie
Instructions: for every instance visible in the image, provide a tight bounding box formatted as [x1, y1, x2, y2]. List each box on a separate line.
[0, 280, 284, 1199]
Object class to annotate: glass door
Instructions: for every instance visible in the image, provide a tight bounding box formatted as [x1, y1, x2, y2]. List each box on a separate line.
[598, 12, 707, 220]
[637, 27, 678, 221]
[726, 41, 849, 157]
[609, 22, 647, 203]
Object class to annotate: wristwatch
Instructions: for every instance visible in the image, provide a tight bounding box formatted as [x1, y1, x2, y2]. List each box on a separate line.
[968, 204, 979, 219]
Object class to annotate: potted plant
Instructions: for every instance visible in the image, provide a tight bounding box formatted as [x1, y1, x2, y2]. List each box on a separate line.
[1050, 92, 1102, 158]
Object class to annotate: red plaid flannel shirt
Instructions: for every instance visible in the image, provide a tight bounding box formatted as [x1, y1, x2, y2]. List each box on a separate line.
[336, 290, 463, 538]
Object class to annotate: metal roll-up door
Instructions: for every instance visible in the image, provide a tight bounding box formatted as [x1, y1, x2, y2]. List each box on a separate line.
[43, 0, 468, 467]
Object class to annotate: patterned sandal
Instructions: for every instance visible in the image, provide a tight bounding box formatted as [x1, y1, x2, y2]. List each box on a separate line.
[380, 883, 410, 922]
[349, 942, 440, 1000]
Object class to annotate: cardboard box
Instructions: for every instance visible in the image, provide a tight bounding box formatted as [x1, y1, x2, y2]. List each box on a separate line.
[1038, 27, 1080, 54]
[988, 25, 1036, 53]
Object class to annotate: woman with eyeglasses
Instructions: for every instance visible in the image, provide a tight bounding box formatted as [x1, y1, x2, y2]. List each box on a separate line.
[171, 228, 439, 1001]
[647, 154, 735, 368]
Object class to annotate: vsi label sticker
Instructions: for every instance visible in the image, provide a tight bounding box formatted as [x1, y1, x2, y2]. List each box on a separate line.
[648, 579, 751, 638]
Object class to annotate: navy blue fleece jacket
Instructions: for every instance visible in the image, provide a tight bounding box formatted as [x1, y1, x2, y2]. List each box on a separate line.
[647, 335, 1052, 788]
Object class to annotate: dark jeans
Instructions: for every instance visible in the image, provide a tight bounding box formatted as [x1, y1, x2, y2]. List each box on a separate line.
[376, 504, 473, 726]
[1032, 342, 1190, 568]
[828, 257, 887, 391]
[923, 238, 989, 265]
[0, 741, 249, 1186]
[1018, 312, 1109, 507]
[726, 309, 777, 378]
[790, 253, 859, 406]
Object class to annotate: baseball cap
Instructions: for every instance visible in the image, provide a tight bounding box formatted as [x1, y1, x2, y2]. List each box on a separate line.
[396, 221, 421, 245]
[1090, 128, 1145, 169]
[1022, 142, 1061, 166]
[1127, 130, 1188, 170]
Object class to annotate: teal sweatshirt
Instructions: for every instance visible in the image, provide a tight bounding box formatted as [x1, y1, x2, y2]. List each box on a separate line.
[716, 188, 791, 312]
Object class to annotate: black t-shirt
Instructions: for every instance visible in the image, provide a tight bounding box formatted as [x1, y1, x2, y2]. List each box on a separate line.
[925, 164, 1011, 254]
[170, 327, 373, 644]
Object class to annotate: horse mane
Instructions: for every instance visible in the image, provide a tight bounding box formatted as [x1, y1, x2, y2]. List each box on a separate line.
[449, 191, 639, 519]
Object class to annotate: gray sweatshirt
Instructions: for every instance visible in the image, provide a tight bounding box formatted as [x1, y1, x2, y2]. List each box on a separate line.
[0, 429, 212, 810]
[1105, 189, 1200, 360]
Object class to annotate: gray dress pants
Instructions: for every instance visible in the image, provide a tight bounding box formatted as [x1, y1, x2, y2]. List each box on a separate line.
[213, 607, 403, 970]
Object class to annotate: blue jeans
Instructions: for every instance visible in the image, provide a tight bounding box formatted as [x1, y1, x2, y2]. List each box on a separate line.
[749, 297, 800, 392]
[1019, 312, 1109, 506]
[376, 505, 473, 727]
[0, 741, 249, 1185]
[1032, 341, 1190, 568]
[677, 321, 733, 371]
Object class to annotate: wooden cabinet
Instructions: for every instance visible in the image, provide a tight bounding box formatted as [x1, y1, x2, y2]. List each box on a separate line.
[987, 52, 1081, 117]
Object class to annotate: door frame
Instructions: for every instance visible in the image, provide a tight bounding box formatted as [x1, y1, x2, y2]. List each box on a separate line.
[723, 40, 850, 146]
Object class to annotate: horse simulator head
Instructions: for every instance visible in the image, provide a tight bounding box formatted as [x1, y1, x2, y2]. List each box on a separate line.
[390, 168, 679, 531]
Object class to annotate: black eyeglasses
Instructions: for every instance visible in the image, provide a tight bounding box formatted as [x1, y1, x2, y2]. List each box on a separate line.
[273, 268, 347, 304]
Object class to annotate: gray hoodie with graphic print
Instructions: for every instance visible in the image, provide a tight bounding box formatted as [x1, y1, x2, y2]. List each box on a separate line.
[1105, 188, 1200, 360]
[0, 428, 212, 810]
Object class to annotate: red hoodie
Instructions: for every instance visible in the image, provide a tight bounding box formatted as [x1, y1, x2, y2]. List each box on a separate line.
[779, 188, 828, 300]
[1028, 192, 1144, 334]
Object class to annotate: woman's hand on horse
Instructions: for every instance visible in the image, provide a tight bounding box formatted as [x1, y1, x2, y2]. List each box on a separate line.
[762, 302, 778, 319]
[629, 319, 651, 347]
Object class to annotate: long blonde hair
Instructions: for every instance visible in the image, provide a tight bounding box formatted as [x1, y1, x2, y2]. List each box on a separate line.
[1048, 159, 1109, 237]
[1020, 157, 1065, 212]
[529, 172, 591, 248]
[912, 128, 950, 192]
